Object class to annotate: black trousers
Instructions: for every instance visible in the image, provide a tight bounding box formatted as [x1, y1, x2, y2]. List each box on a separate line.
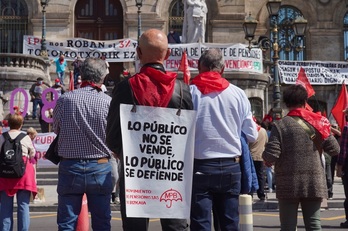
[253, 161, 265, 199]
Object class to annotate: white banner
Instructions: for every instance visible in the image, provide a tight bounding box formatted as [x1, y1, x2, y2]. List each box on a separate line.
[120, 104, 196, 218]
[23, 36, 263, 73]
[33, 132, 57, 167]
[278, 60, 348, 85]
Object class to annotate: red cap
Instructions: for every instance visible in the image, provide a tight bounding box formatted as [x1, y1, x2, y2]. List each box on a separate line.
[55, 78, 60, 83]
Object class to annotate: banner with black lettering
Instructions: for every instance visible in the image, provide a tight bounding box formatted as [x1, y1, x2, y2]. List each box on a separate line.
[278, 60, 348, 85]
[120, 104, 196, 218]
[23, 36, 263, 74]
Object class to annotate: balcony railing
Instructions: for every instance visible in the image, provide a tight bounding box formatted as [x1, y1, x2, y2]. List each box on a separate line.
[0, 53, 46, 71]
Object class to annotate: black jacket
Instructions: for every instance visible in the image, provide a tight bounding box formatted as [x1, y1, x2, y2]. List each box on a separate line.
[106, 77, 193, 155]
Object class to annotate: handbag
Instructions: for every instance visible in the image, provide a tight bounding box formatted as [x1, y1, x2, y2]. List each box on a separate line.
[45, 134, 60, 165]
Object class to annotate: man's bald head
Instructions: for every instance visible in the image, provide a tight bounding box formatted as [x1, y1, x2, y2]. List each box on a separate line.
[137, 29, 170, 65]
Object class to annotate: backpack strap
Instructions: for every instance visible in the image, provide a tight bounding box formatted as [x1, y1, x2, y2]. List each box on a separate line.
[2, 132, 11, 141]
[15, 133, 27, 142]
[2, 132, 26, 142]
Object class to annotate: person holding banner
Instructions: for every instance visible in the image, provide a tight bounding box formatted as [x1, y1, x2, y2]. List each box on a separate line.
[106, 28, 193, 231]
[53, 57, 113, 231]
[189, 48, 258, 231]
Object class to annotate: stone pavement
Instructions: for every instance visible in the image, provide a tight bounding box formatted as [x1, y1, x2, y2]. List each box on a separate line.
[25, 174, 346, 213]
[251, 177, 346, 211]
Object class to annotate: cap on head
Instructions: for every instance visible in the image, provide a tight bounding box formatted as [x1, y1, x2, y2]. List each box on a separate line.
[37, 77, 43, 81]
[55, 78, 60, 83]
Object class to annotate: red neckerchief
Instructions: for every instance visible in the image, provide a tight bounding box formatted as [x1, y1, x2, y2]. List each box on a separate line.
[129, 66, 176, 107]
[287, 108, 331, 139]
[59, 58, 64, 64]
[190, 72, 229, 94]
[80, 81, 102, 92]
[262, 114, 273, 123]
[253, 117, 261, 131]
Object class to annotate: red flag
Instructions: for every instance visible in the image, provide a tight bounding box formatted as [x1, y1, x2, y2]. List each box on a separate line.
[296, 67, 315, 98]
[178, 51, 191, 84]
[332, 81, 348, 130]
[69, 71, 74, 91]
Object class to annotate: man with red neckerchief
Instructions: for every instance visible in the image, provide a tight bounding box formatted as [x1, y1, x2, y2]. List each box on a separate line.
[189, 48, 258, 231]
[106, 28, 192, 231]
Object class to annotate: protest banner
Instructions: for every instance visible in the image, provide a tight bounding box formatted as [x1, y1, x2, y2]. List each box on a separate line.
[120, 104, 196, 218]
[279, 60, 348, 85]
[23, 36, 263, 74]
[33, 132, 57, 167]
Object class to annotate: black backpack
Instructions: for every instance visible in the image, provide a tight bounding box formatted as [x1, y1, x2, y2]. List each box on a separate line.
[0, 132, 27, 178]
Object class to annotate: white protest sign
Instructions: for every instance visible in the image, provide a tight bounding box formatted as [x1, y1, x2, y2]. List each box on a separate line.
[120, 104, 196, 218]
[33, 132, 57, 167]
[278, 60, 348, 85]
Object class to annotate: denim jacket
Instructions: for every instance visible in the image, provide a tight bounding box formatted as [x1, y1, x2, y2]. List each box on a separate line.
[240, 133, 259, 194]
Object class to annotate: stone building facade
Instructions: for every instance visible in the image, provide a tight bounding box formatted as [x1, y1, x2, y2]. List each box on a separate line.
[0, 0, 347, 122]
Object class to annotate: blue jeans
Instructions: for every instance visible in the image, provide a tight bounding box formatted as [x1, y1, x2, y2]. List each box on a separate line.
[266, 167, 273, 190]
[57, 159, 113, 231]
[57, 71, 66, 86]
[0, 190, 31, 231]
[278, 199, 322, 231]
[32, 98, 43, 119]
[190, 158, 241, 231]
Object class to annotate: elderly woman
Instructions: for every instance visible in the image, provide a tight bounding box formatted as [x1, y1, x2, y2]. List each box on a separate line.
[262, 84, 340, 231]
[0, 113, 37, 231]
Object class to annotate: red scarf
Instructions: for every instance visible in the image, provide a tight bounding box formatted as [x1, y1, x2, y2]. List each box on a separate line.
[80, 81, 102, 92]
[190, 72, 229, 94]
[287, 108, 331, 139]
[59, 58, 64, 65]
[129, 66, 176, 107]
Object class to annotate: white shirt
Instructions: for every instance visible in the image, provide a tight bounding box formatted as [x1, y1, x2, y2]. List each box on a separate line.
[190, 83, 258, 159]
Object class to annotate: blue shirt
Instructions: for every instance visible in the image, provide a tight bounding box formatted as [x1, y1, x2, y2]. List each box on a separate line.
[53, 87, 111, 159]
[54, 58, 67, 73]
[190, 83, 258, 159]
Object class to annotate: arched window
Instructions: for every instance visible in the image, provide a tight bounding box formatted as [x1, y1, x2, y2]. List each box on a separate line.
[0, 0, 28, 53]
[272, 5, 306, 61]
[249, 97, 263, 122]
[168, 0, 184, 37]
[344, 12, 348, 60]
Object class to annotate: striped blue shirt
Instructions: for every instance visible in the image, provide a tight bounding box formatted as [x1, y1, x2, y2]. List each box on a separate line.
[53, 86, 111, 159]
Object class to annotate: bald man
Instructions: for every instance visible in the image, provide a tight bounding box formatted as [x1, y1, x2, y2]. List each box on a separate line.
[106, 29, 192, 231]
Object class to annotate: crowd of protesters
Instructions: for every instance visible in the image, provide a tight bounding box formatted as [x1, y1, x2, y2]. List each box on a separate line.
[1, 27, 347, 231]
